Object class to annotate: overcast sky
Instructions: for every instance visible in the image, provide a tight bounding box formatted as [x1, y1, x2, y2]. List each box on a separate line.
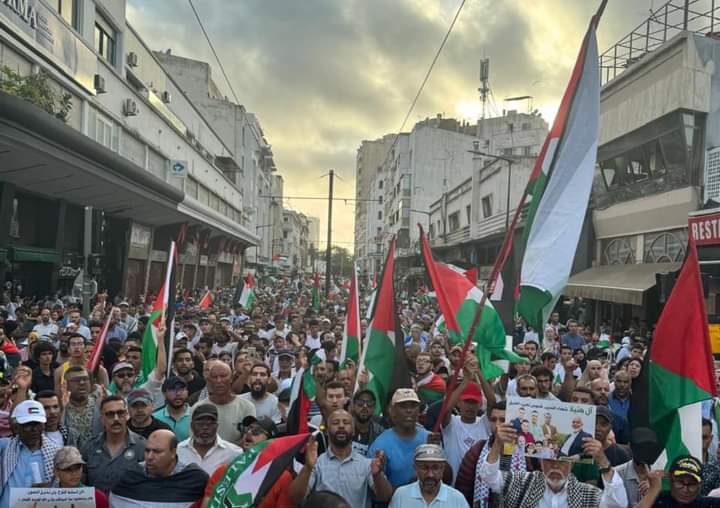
[127, 0, 652, 250]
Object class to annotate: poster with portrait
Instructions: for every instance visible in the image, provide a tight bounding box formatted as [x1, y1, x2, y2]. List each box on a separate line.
[505, 396, 596, 463]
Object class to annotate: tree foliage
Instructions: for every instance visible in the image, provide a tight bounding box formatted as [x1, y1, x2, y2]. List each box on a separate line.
[0, 66, 72, 122]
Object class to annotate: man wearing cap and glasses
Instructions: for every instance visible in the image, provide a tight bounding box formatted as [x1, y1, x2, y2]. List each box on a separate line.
[0, 400, 62, 508]
[637, 455, 720, 507]
[176, 403, 241, 474]
[351, 389, 384, 456]
[202, 415, 295, 508]
[127, 388, 172, 439]
[52, 446, 108, 508]
[389, 444, 469, 507]
[153, 376, 192, 442]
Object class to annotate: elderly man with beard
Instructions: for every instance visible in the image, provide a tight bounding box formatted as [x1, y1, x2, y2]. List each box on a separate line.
[289, 409, 393, 507]
[239, 363, 281, 422]
[351, 389, 385, 456]
[389, 444, 469, 508]
[478, 422, 627, 508]
[0, 401, 63, 508]
[176, 404, 241, 474]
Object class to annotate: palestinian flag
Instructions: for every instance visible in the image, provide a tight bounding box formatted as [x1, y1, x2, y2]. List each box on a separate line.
[238, 273, 256, 310]
[206, 433, 311, 508]
[86, 308, 113, 373]
[110, 463, 208, 508]
[311, 272, 321, 312]
[355, 237, 411, 414]
[141, 241, 177, 381]
[286, 353, 320, 435]
[365, 271, 377, 320]
[419, 227, 521, 379]
[198, 290, 213, 309]
[417, 372, 446, 404]
[516, 1, 604, 332]
[649, 240, 716, 468]
[339, 263, 360, 367]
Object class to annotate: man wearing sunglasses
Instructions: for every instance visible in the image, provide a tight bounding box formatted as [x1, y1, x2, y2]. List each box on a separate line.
[351, 389, 384, 456]
[81, 395, 145, 494]
[176, 403, 241, 475]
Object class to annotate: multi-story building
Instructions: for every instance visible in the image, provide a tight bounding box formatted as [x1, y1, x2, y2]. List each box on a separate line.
[562, 24, 720, 329]
[306, 216, 320, 271]
[279, 209, 309, 274]
[0, 0, 258, 299]
[354, 134, 394, 278]
[154, 52, 280, 272]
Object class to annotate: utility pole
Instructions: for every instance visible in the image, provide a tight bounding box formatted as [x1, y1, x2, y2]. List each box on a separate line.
[325, 170, 334, 297]
[82, 206, 93, 316]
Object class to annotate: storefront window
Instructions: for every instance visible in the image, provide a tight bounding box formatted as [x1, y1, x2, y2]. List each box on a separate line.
[601, 236, 635, 265]
[644, 229, 687, 263]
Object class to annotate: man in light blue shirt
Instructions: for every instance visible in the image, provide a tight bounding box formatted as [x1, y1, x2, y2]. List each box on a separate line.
[389, 444, 469, 507]
[0, 400, 63, 508]
[368, 388, 430, 488]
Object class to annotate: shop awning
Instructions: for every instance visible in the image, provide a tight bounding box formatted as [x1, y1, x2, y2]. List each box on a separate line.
[563, 262, 681, 306]
[9, 247, 61, 264]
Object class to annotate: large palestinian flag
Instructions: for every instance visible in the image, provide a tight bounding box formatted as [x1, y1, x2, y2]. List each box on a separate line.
[649, 240, 716, 468]
[355, 237, 411, 414]
[238, 273, 256, 310]
[416, 372, 446, 404]
[206, 433, 311, 508]
[198, 289, 213, 309]
[141, 241, 177, 381]
[515, 1, 604, 332]
[110, 463, 208, 507]
[286, 353, 320, 435]
[339, 263, 360, 367]
[419, 227, 521, 379]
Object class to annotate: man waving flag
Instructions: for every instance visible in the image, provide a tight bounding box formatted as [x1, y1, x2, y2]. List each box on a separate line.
[339, 263, 361, 367]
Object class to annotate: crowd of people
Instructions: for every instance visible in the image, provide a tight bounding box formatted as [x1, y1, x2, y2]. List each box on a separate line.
[0, 278, 716, 508]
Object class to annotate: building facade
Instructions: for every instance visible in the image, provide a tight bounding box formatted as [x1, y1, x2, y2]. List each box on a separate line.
[0, 0, 261, 299]
[278, 209, 310, 274]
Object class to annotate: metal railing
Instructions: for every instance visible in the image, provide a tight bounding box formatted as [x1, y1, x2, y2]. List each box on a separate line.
[600, 0, 720, 85]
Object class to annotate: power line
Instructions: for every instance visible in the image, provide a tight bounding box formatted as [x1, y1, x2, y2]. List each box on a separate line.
[187, 0, 240, 105]
[378, 0, 468, 171]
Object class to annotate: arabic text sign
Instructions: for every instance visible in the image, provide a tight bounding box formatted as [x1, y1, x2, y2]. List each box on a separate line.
[10, 487, 95, 508]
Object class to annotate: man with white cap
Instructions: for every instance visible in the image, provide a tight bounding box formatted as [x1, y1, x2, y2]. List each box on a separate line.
[0, 400, 63, 508]
[389, 444, 469, 507]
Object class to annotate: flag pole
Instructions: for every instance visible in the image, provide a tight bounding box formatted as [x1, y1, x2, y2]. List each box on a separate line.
[430, 0, 609, 433]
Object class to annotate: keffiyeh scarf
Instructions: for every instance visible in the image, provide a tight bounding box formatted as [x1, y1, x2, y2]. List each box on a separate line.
[1, 437, 60, 488]
[473, 439, 526, 507]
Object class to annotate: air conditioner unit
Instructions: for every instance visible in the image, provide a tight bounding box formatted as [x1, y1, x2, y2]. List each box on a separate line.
[161, 91, 172, 104]
[126, 52, 139, 67]
[123, 98, 139, 116]
[93, 74, 106, 94]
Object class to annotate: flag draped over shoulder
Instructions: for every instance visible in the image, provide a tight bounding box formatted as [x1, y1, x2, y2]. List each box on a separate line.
[355, 238, 411, 414]
[516, 3, 603, 332]
[649, 240, 716, 468]
[206, 433, 311, 508]
[339, 263, 361, 367]
[141, 241, 177, 381]
[311, 273, 321, 312]
[418, 227, 520, 379]
[238, 273, 256, 310]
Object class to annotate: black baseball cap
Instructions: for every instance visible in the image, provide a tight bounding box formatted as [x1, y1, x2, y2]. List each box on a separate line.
[162, 376, 188, 392]
[240, 415, 277, 438]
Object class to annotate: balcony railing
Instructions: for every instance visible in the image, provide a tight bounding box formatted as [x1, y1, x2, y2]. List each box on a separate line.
[600, 0, 720, 85]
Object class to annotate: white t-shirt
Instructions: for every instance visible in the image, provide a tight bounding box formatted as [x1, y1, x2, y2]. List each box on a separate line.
[304, 335, 322, 350]
[239, 392, 282, 423]
[191, 396, 256, 445]
[44, 430, 63, 448]
[441, 414, 489, 482]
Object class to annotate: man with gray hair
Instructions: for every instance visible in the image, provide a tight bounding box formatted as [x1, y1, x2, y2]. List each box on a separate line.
[389, 444, 469, 507]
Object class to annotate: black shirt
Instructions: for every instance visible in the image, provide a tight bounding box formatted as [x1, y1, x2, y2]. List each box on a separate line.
[128, 417, 172, 439]
[653, 492, 720, 507]
[31, 367, 55, 393]
[186, 371, 206, 396]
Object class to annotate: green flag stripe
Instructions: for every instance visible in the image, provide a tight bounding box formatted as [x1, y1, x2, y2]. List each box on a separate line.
[364, 328, 396, 415]
[649, 363, 713, 424]
[516, 286, 553, 333]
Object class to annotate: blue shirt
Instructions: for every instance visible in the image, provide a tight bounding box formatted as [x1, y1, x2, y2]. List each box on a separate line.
[368, 427, 429, 488]
[608, 391, 630, 420]
[0, 439, 49, 508]
[389, 480, 470, 508]
[106, 326, 127, 343]
[152, 405, 191, 442]
[561, 333, 585, 351]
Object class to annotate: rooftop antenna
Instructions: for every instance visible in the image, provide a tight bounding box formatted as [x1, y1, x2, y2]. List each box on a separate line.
[478, 58, 490, 119]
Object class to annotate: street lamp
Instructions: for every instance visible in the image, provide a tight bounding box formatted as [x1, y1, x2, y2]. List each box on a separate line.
[468, 146, 519, 231]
